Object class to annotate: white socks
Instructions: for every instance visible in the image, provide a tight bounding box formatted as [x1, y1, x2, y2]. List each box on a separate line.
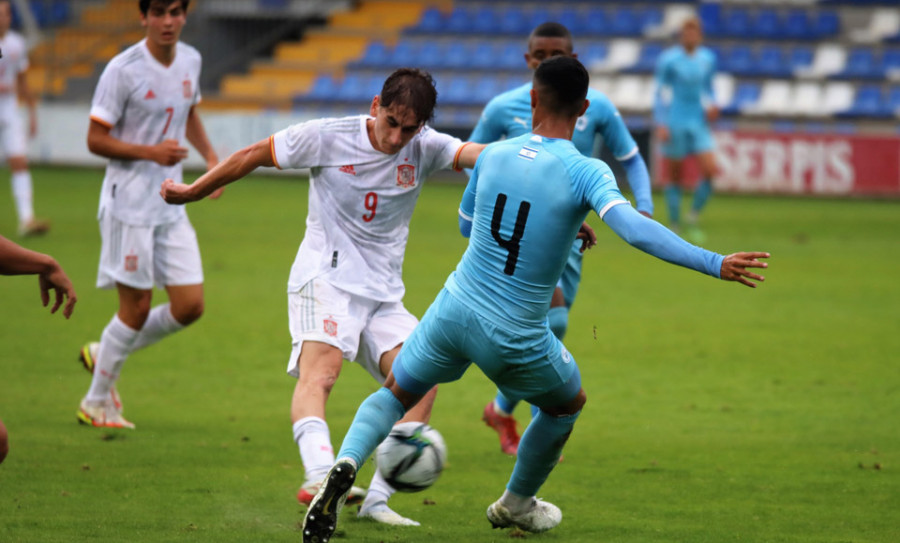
[500, 489, 534, 515]
[11, 170, 33, 225]
[362, 467, 396, 509]
[293, 416, 334, 483]
[85, 315, 139, 404]
[131, 303, 184, 352]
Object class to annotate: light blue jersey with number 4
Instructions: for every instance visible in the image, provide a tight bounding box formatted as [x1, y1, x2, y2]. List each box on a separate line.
[448, 134, 628, 327]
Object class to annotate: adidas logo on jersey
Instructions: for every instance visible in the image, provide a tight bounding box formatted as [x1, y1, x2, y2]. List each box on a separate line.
[339, 165, 356, 175]
[144, 89, 156, 100]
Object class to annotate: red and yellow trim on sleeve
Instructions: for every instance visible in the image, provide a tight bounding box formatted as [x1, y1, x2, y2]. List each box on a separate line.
[89, 116, 113, 129]
[269, 135, 282, 170]
[452, 142, 473, 172]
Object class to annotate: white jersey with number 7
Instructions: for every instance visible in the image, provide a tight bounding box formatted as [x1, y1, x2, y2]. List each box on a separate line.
[90, 38, 202, 226]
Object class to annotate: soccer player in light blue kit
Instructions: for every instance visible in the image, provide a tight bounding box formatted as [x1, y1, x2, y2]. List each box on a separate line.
[302, 57, 769, 541]
[654, 16, 720, 240]
[471, 23, 655, 455]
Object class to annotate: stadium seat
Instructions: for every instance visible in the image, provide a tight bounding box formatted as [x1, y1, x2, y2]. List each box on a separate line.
[611, 76, 653, 112]
[411, 7, 445, 35]
[470, 41, 500, 71]
[756, 45, 789, 78]
[579, 42, 609, 67]
[887, 86, 900, 117]
[791, 82, 825, 117]
[783, 10, 815, 41]
[644, 4, 695, 39]
[418, 41, 446, 70]
[498, 41, 524, 70]
[555, 8, 581, 35]
[583, 7, 607, 37]
[498, 7, 530, 36]
[839, 48, 881, 80]
[850, 8, 899, 44]
[745, 80, 792, 116]
[796, 44, 846, 78]
[353, 41, 391, 69]
[822, 82, 855, 115]
[722, 9, 753, 39]
[723, 45, 755, 77]
[628, 42, 663, 73]
[390, 39, 418, 67]
[471, 6, 498, 35]
[838, 84, 886, 118]
[592, 39, 640, 73]
[444, 41, 474, 70]
[610, 7, 642, 36]
[306, 75, 340, 101]
[812, 11, 841, 39]
[527, 7, 553, 32]
[754, 9, 783, 41]
[787, 46, 815, 73]
[721, 81, 761, 115]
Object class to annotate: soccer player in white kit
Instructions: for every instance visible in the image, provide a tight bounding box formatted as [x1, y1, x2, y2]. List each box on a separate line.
[0, 0, 47, 237]
[77, 0, 220, 429]
[161, 68, 485, 526]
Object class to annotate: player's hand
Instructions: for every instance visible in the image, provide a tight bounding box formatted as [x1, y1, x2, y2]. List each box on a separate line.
[151, 139, 189, 166]
[656, 126, 670, 143]
[160, 178, 195, 204]
[576, 222, 597, 253]
[639, 210, 653, 219]
[720, 252, 769, 288]
[38, 262, 77, 318]
[706, 106, 720, 123]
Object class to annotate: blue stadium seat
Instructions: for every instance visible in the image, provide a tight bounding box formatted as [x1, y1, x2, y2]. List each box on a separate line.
[583, 7, 607, 37]
[472, 75, 504, 105]
[498, 7, 530, 36]
[812, 11, 840, 38]
[629, 42, 663, 73]
[412, 7, 445, 34]
[787, 46, 815, 74]
[334, 74, 367, 102]
[306, 76, 340, 101]
[722, 9, 753, 39]
[556, 8, 581, 35]
[887, 86, 900, 117]
[609, 7, 641, 36]
[579, 42, 609, 67]
[471, 6, 498, 35]
[444, 42, 475, 70]
[754, 9, 782, 40]
[642, 7, 664, 31]
[259, 0, 288, 8]
[470, 41, 500, 71]
[418, 41, 446, 70]
[883, 49, 900, 75]
[528, 7, 553, 31]
[756, 46, 788, 77]
[353, 41, 391, 69]
[783, 10, 815, 40]
[498, 41, 524, 70]
[839, 85, 887, 118]
[440, 76, 476, 106]
[839, 48, 881, 79]
[390, 39, 418, 67]
[723, 45, 754, 76]
[699, 3, 723, 38]
[722, 82, 761, 115]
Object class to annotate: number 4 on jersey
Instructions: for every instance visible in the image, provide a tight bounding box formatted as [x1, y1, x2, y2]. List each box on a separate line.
[491, 193, 530, 275]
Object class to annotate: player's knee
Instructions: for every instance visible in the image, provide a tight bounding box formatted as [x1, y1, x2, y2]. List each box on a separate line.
[560, 389, 586, 416]
[172, 298, 204, 326]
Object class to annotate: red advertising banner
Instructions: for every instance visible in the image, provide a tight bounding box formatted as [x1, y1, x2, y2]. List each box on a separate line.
[655, 131, 900, 196]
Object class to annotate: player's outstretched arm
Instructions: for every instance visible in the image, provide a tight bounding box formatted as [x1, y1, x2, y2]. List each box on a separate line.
[602, 204, 769, 287]
[719, 252, 769, 288]
[161, 138, 274, 204]
[453, 142, 487, 171]
[184, 106, 223, 199]
[0, 235, 77, 318]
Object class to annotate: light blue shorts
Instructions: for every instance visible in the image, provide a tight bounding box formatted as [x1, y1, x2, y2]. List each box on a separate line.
[394, 288, 582, 407]
[663, 123, 714, 159]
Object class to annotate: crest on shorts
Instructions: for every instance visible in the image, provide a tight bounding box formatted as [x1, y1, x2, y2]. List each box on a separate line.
[183, 79, 192, 99]
[323, 317, 338, 337]
[124, 254, 138, 272]
[396, 164, 415, 188]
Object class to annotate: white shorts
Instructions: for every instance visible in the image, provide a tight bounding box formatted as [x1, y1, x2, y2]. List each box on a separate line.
[96, 211, 204, 290]
[0, 102, 26, 157]
[286, 278, 418, 383]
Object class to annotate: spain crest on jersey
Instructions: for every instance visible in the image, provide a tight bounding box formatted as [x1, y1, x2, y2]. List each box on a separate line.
[323, 317, 338, 337]
[396, 164, 416, 188]
[183, 79, 192, 99]
[124, 254, 138, 272]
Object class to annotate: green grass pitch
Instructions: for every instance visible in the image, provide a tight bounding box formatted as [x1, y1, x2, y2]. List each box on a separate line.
[1, 166, 898, 542]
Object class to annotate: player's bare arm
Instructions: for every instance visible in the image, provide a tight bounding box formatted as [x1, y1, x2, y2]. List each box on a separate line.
[0, 235, 77, 318]
[161, 137, 274, 204]
[576, 222, 597, 252]
[184, 105, 223, 198]
[454, 142, 487, 170]
[719, 252, 769, 288]
[87, 119, 188, 166]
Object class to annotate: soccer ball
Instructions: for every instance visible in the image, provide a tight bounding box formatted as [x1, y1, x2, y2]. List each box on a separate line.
[375, 422, 447, 492]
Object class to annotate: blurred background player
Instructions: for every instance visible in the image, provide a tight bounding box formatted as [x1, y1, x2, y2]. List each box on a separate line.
[77, 0, 219, 429]
[160, 68, 484, 527]
[654, 16, 719, 242]
[0, 0, 47, 237]
[302, 56, 768, 543]
[1, 233, 78, 464]
[469, 22, 654, 456]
